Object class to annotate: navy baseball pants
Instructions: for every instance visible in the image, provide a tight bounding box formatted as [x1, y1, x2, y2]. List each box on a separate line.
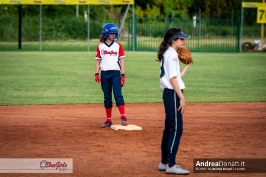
[161, 88, 183, 167]
[101, 70, 124, 108]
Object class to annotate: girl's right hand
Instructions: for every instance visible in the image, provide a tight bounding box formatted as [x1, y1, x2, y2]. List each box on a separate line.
[95, 73, 101, 83]
[178, 98, 185, 114]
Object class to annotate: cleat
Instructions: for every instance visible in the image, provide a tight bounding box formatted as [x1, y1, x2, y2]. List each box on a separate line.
[121, 119, 128, 126]
[102, 121, 112, 128]
[158, 162, 167, 171]
[120, 115, 128, 126]
[166, 165, 189, 175]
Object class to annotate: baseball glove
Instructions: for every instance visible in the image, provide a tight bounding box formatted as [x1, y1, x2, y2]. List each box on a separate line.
[177, 47, 193, 64]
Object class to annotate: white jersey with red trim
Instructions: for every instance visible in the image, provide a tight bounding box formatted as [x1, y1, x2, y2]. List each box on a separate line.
[160, 47, 185, 90]
[95, 41, 125, 71]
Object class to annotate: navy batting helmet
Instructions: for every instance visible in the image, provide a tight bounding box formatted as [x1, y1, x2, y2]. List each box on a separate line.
[102, 23, 120, 40]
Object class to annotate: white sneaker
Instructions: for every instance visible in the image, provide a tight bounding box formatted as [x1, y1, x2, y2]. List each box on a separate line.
[158, 162, 167, 171]
[166, 165, 189, 175]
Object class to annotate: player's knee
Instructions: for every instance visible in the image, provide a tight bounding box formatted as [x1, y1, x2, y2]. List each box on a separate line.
[104, 99, 112, 108]
[115, 96, 124, 103]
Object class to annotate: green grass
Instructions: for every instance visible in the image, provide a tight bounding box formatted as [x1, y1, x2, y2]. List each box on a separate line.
[185, 53, 266, 102]
[0, 40, 129, 51]
[0, 52, 265, 105]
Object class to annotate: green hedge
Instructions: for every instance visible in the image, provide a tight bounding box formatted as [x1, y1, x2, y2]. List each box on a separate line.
[0, 15, 102, 41]
[1, 14, 264, 43]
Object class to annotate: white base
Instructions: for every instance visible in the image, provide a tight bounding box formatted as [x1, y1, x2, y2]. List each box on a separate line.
[111, 124, 142, 131]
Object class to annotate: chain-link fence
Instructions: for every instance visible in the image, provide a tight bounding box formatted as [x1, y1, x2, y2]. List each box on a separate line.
[128, 17, 241, 52]
[0, 5, 265, 52]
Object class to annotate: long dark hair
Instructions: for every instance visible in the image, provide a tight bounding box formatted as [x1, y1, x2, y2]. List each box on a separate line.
[157, 28, 181, 62]
[100, 35, 105, 43]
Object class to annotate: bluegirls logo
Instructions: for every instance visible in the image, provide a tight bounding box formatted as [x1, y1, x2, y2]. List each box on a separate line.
[40, 160, 46, 169]
[101, 49, 118, 56]
[40, 160, 68, 171]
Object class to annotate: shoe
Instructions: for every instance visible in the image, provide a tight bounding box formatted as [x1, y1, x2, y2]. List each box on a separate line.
[158, 162, 167, 171]
[102, 121, 112, 128]
[120, 115, 128, 126]
[166, 165, 189, 175]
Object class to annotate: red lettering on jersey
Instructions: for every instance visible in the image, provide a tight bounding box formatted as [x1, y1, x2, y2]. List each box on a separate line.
[102, 50, 118, 56]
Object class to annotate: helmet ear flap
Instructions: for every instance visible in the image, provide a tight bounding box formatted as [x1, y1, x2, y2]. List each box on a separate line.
[102, 28, 108, 39]
[115, 33, 120, 40]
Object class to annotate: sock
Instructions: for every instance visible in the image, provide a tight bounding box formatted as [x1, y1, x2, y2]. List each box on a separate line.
[118, 105, 125, 115]
[106, 108, 112, 121]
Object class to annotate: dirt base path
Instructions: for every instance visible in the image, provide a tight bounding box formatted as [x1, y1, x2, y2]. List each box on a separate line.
[0, 103, 265, 177]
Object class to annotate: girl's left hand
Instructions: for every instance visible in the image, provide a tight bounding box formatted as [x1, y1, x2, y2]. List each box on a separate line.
[120, 75, 126, 87]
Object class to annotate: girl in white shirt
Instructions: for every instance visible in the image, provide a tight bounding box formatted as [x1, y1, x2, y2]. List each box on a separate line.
[157, 28, 191, 175]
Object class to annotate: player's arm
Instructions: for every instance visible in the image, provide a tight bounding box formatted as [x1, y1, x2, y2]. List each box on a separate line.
[118, 42, 125, 74]
[95, 44, 101, 74]
[180, 64, 190, 78]
[119, 58, 125, 74]
[119, 57, 126, 87]
[95, 59, 101, 73]
[170, 77, 185, 114]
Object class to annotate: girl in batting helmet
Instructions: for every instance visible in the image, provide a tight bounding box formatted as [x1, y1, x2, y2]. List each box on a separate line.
[94, 23, 128, 128]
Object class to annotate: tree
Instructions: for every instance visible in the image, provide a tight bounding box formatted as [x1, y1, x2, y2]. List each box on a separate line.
[135, 0, 156, 10]
[162, 0, 193, 18]
[188, 0, 242, 19]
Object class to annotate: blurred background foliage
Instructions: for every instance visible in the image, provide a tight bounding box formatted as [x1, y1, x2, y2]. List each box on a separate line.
[0, 0, 263, 42]
[0, 0, 261, 22]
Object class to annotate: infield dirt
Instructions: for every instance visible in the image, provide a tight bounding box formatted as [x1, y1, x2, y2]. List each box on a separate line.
[0, 103, 265, 177]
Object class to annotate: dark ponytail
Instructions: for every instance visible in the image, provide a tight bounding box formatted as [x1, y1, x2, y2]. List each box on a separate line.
[157, 40, 168, 62]
[157, 28, 181, 62]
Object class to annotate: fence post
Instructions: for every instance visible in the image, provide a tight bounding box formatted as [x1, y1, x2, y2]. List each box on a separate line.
[197, 19, 201, 52]
[133, 14, 136, 51]
[18, 5, 22, 49]
[87, 5, 90, 51]
[128, 18, 131, 51]
[237, 17, 241, 52]
[240, 6, 244, 52]
[39, 5, 42, 52]
[198, 8, 201, 52]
